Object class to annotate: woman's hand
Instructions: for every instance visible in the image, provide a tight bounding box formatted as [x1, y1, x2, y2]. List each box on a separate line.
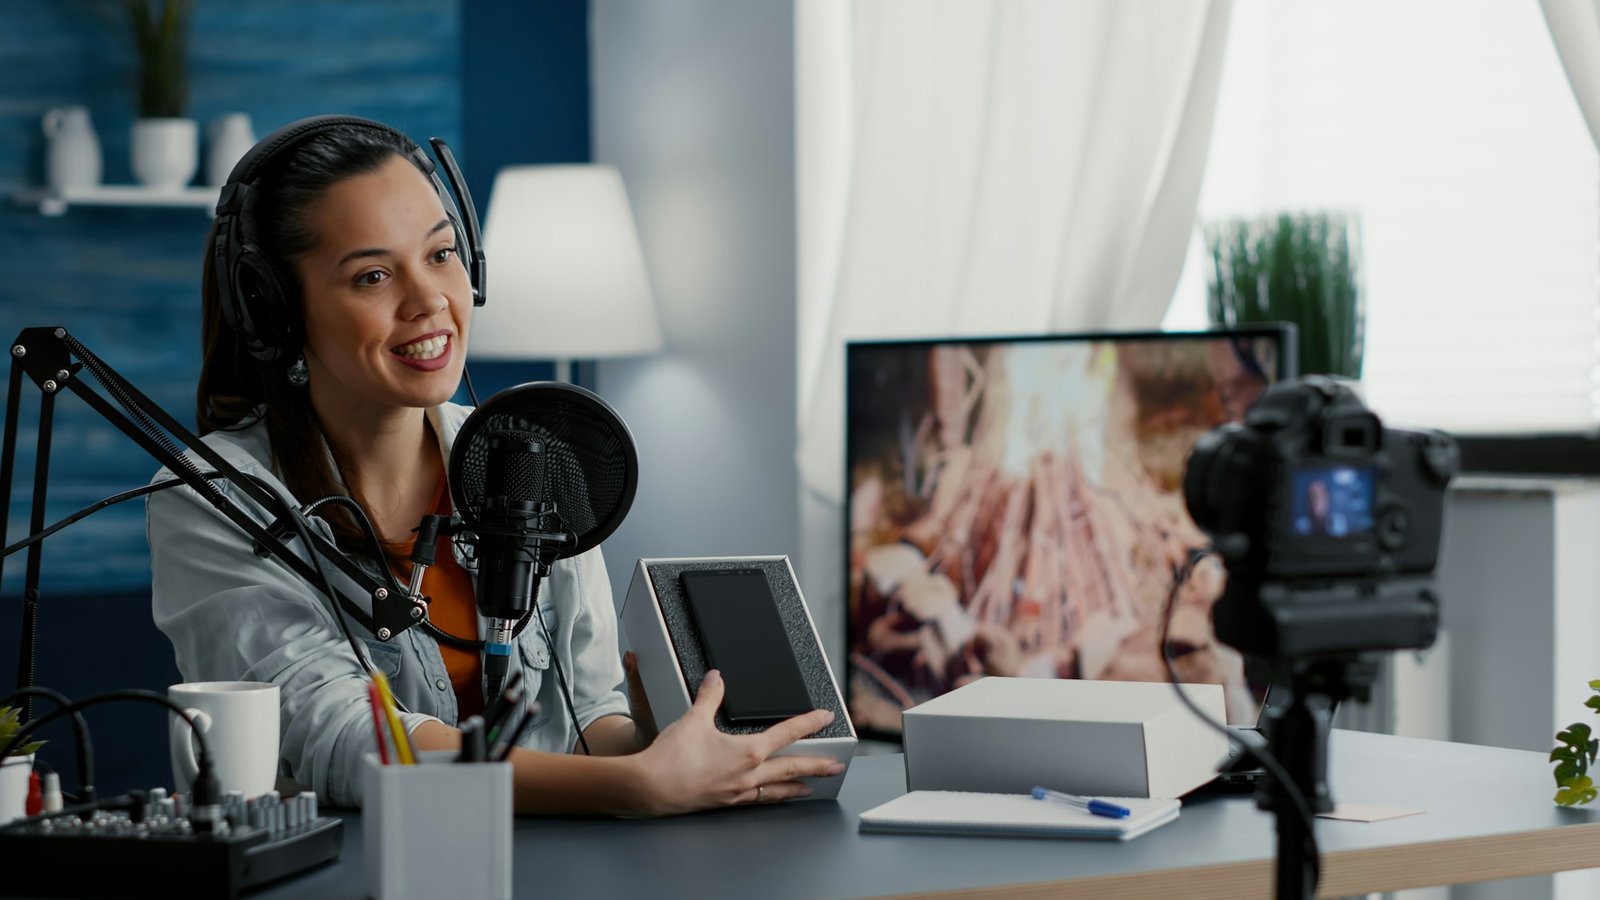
[630, 669, 845, 816]
[623, 651, 659, 742]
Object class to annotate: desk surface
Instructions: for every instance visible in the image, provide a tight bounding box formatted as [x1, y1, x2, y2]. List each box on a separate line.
[263, 730, 1600, 900]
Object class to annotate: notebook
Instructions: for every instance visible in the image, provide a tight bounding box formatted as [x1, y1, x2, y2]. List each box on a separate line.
[858, 791, 1181, 840]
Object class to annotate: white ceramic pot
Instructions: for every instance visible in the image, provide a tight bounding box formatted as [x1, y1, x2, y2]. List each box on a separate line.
[132, 117, 199, 190]
[207, 113, 256, 187]
[0, 753, 32, 824]
[42, 106, 102, 190]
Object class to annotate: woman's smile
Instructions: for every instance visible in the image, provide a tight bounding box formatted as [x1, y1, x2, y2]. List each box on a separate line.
[391, 332, 454, 370]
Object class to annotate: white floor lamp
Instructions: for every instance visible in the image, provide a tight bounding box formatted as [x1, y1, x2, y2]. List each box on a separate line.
[469, 165, 663, 383]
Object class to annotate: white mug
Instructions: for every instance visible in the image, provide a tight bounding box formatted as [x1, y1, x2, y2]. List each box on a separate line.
[169, 681, 280, 799]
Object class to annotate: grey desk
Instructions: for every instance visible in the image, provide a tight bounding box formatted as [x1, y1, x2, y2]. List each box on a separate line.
[262, 730, 1600, 899]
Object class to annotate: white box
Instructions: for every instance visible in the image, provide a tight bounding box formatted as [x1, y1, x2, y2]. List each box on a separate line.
[364, 752, 512, 900]
[620, 556, 857, 800]
[902, 677, 1228, 798]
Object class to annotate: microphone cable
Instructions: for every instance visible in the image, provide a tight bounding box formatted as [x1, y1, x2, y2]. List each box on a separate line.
[1161, 547, 1321, 893]
[297, 494, 531, 651]
[533, 599, 591, 756]
[239, 475, 376, 679]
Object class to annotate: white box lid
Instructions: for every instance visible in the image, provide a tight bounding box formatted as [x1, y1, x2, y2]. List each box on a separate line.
[904, 676, 1220, 725]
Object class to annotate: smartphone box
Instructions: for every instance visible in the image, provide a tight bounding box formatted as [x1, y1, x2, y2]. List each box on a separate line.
[902, 677, 1228, 798]
[620, 556, 857, 801]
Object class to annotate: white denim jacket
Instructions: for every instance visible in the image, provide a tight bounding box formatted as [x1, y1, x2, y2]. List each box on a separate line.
[146, 403, 629, 806]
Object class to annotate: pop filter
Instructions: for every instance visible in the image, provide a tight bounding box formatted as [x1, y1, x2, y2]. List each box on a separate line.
[447, 381, 638, 700]
[448, 381, 638, 558]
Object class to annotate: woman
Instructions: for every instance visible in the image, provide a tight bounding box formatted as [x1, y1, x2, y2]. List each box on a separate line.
[148, 118, 842, 813]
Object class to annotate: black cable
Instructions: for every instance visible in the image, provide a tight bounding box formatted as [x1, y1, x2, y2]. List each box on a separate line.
[299, 493, 530, 652]
[0, 686, 94, 807]
[0, 690, 224, 833]
[0, 463, 372, 687]
[1161, 548, 1321, 892]
[299, 494, 409, 596]
[0, 689, 209, 775]
[1, 474, 228, 561]
[535, 599, 590, 756]
[462, 365, 481, 407]
[238, 475, 373, 677]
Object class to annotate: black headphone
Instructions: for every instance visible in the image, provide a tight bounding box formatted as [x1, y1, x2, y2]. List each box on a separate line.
[212, 115, 488, 364]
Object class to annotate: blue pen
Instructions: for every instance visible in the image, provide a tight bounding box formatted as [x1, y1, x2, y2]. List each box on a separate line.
[1031, 786, 1131, 819]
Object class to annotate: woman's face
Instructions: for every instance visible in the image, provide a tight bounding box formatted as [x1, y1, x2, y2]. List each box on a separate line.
[295, 155, 472, 420]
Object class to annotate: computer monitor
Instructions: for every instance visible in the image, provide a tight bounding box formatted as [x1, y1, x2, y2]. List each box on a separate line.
[844, 326, 1295, 740]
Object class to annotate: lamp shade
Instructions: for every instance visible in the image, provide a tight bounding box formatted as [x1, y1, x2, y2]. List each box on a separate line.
[470, 165, 663, 360]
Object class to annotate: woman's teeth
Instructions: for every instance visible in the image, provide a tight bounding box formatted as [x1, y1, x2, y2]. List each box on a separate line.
[394, 335, 448, 360]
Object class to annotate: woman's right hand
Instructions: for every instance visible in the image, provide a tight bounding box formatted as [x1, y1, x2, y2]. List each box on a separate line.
[630, 669, 845, 816]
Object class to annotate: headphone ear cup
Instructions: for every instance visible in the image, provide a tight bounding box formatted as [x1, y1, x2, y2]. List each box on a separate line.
[452, 216, 483, 307]
[232, 248, 297, 364]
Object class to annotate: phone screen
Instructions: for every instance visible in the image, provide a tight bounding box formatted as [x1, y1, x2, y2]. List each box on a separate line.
[679, 569, 814, 724]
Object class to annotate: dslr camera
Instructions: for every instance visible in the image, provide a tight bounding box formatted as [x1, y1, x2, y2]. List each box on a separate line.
[1183, 377, 1458, 659]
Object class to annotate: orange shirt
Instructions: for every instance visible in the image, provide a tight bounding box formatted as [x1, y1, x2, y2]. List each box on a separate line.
[382, 474, 484, 721]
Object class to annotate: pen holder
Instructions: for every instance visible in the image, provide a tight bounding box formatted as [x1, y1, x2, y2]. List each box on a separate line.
[364, 751, 513, 900]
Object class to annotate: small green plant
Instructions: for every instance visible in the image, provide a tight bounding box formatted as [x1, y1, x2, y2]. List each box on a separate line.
[1204, 211, 1364, 379]
[124, 0, 194, 118]
[1550, 680, 1600, 806]
[0, 706, 45, 758]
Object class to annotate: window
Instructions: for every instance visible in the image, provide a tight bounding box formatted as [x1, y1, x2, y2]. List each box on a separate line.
[1164, 0, 1600, 436]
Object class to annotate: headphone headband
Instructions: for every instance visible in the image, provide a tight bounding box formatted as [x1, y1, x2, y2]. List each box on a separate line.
[213, 115, 486, 364]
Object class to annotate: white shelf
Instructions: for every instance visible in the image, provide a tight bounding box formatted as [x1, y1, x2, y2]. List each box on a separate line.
[11, 184, 221, 217]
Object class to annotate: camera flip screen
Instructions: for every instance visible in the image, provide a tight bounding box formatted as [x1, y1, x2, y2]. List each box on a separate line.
[1291, 466, 1374, 538]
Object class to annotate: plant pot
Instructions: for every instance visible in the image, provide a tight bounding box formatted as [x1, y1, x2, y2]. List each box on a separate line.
[0, 753, 32, 824]
[132, 117, 198, 190]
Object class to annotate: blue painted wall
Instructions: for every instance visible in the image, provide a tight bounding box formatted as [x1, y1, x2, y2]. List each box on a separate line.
[460, 0, 589, 396]
[0, 2, 463, 596]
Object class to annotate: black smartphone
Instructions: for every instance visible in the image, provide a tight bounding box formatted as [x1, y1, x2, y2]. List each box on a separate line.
[679, 569, 814, 724]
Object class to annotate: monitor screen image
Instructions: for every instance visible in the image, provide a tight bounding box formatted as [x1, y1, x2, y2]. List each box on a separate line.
[845, 327, 1293, 739]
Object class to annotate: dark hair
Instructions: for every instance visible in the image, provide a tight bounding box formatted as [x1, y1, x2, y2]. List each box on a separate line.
[197, 124, 427, 554]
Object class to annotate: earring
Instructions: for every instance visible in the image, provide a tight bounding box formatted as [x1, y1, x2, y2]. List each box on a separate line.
[287, 354, 310, 387]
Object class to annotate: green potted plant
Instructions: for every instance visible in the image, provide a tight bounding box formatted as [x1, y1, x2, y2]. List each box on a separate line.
[0, 706, 44, 823]
[1204, 211, 1364, 379]
[124, 0, 197, 190]
[1551, 681, 1600, 806]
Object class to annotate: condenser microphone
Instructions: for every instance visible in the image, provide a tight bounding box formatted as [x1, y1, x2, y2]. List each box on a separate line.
[476, 430, 559, 684]
[449, 382, 639, 700]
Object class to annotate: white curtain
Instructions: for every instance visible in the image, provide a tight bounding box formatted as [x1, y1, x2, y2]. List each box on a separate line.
[1544, 0, 1600, 151]
[795, 0, 1234, 504]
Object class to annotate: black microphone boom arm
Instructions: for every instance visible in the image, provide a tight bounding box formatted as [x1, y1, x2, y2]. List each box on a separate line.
[0, 327, 428, 719]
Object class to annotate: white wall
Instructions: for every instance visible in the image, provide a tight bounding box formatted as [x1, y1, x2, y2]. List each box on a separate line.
[1432, 481, 1600, 900]
[590, 0, 800, 608]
